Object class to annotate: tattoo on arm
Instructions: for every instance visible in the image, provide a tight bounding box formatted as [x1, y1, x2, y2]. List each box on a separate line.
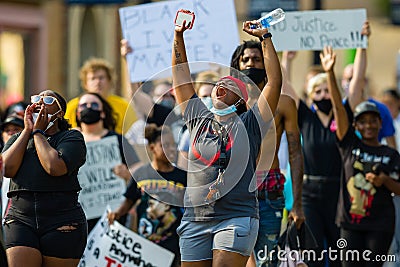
[173, 40, 184, 71]
[287, 132, 304, 208]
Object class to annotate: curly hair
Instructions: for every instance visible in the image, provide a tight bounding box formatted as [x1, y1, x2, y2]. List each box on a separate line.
[79, 58, 116, 91]
[144, 123, 172, 144]
[76, 92, 117, 131]
[230, 40, 262, 74]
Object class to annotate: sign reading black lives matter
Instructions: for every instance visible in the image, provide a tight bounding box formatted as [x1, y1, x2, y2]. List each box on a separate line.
[78, 136, 126, 220]
[119, 0, 240, 83]
[268, 9, 368, 51]
[79, 210, 175, 267]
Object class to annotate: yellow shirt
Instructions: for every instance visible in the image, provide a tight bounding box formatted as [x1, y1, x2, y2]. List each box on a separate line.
[65, 94, 137, 134]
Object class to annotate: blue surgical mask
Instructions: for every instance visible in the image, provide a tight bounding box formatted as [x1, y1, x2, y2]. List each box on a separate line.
[158, 98, 175, 109]
[210, 99, 241, 116]
[200, 96, 213, 110]
[355, 129, 362, 139]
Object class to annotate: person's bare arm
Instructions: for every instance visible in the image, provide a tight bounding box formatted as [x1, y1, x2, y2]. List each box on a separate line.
[121, 39, 155, 118]
[281, 51, 300, 107]
[242, 21, 282, 122]
[385, 136, 397, 150]
[172, 20, 195, 114]
[366, 171, 400, 195]
[108, 198, 135, 224]
[281, 95, 305, 228]
[348, 21, 370, 111]
[320, 46, 348, 141]
[3, 129, 30, 177]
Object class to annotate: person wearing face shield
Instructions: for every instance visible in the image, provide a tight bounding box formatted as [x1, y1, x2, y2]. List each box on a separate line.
[230, 39, 305, 266]
[1, 90, 88, 267]
[177, 70, 220, 170]
[172, 14, 282, 267]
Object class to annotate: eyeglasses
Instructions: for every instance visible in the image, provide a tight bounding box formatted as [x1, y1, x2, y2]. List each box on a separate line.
[78, 102, 101, 110]
[31, 95, 62, 110]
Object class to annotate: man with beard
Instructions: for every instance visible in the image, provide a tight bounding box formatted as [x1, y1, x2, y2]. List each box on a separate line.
[230, 40, 305, 267]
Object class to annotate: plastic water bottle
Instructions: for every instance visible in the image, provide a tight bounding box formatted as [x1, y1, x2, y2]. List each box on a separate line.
[251, 8, 285, 29]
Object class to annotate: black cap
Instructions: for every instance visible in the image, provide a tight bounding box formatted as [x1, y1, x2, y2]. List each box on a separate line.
[1, 114, 24, 130]
[354, 101, 381, 121]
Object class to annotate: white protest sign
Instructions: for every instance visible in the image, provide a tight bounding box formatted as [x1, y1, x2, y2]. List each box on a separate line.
[268, 9, 367, 51]
[79, 210, 175, 267]
[78, 136, 126, 220]
[119, 0, 240, 82]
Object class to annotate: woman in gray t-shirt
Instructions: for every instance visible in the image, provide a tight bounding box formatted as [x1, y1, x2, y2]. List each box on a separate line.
[171, 13, 282, 267]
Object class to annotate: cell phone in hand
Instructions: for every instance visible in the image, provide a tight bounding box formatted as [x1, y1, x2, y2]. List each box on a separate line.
[174, 9, 195, 29]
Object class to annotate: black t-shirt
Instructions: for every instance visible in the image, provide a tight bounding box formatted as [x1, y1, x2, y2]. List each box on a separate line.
[337, 128, 400, 232]
[147, 103, 180, 127]
[124, 163, 187, 262]
[298, 100, 352, 177]
[103, 131, 140, 166]
[3, 130, 86, 194]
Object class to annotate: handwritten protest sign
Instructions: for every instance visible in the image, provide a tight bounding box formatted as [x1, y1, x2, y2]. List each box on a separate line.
[268, 9, 367, 51]
[78, 136, 126, 220]
[119, 0, 239, 82]
[79, 210, 175, 267]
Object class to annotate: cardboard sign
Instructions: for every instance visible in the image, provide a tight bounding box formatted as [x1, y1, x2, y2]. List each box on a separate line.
[268, 9, 368, 51]
[119, 0, 240, 82]
[78, 136, 126, 220]
[79, 210, 175, 267]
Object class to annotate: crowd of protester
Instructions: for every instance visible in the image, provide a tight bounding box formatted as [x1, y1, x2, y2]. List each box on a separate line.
[0, 11, 398, 267]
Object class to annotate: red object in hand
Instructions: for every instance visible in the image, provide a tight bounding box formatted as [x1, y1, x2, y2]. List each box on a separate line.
[174, 9, 195, 29]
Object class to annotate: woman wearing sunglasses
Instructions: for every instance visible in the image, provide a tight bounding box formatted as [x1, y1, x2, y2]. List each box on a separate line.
[75, 92, 141, 232]
[1, 90, 88, 267]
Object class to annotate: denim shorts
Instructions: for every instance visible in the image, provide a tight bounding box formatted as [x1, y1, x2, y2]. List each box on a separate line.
[254, 196, 285, 267]
[177, 216, 259, 262]
[3, 191, 87, 259]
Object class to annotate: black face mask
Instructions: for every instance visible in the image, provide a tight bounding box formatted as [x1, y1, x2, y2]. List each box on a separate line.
[313, 99, 332, 115]
[80, 108, 101, 124]
[241, 68, 267, 85]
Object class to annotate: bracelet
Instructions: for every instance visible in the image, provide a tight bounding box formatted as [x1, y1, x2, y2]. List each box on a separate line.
[32, 129, 47, 137]
[259, 32, 272, 42]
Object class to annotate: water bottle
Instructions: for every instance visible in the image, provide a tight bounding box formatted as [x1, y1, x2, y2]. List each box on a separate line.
[251, 8, 285, 29]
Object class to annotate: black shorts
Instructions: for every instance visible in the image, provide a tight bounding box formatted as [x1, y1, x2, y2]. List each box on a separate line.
[3, 191, 87, 259]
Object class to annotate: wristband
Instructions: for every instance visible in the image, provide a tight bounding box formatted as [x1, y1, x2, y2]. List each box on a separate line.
[32, 129, 47, 137]
[259, 32, 272, 42]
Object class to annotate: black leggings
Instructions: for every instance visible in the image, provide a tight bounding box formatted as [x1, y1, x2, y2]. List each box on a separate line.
[341, 228, 393, 267]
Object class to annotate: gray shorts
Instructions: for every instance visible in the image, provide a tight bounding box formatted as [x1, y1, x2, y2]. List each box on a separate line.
[177, 216, 259, 262]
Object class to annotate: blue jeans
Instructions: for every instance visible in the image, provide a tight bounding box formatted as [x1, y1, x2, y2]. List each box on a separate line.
[254, 196, 285, 267]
